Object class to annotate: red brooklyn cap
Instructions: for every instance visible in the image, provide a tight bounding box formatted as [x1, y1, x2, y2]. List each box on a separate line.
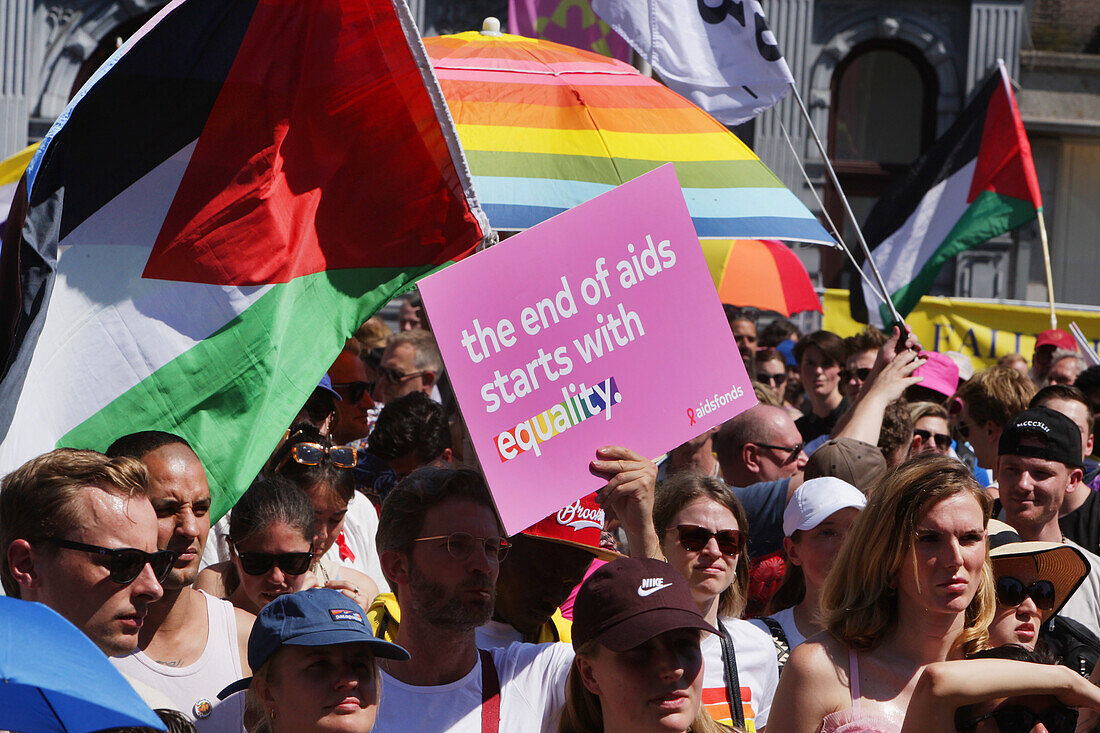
[522, 492, 619, 560]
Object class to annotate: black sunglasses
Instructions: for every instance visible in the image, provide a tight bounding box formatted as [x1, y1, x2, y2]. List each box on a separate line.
[756, 372, 787, 386]
[236, 551, 314, 576]
[674, 525, 744, 556]
[332, 381, 371, 403]
[43, 538, 176, 584]
[378, 365, 427, 385]
[914, 428, 952, 450]
[957, 704, 1077, 733]
[751, 441, 805, 466]
[995, 576, 1056, 610]
[839, 367, 872, 383]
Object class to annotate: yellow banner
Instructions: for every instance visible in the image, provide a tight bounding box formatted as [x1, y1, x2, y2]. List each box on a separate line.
[822, 289, 1100, 369]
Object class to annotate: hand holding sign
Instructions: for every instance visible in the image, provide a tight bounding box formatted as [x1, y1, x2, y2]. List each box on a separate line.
[419, 165, 756, 534]
[592, 446, 661, 559]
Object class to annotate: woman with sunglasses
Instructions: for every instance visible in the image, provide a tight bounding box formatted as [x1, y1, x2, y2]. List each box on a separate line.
[908, 402, 953, 456]
[754, 349, 797, 415]
[769, 453, 995, 733]
[985, 520, 1089, 650]
[196, 477, 322, 614]
[653, 473, 778, 731]
[899, 645, 1100, 733]
[752, 478, 866, 669]
[271, 428, 381, 608]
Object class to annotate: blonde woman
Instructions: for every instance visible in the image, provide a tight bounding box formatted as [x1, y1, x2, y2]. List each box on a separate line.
[768, 453, 995, 732]
[653, 474, 779, 730]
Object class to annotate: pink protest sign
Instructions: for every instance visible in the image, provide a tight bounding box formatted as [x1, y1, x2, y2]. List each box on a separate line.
[418, 165, 757, 535]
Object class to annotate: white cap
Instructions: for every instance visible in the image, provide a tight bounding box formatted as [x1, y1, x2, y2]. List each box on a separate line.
[783, 477, 866, 537]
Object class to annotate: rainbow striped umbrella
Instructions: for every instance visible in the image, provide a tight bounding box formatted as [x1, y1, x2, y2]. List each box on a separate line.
[702, 239, 822, 316]
[424, 31, 835, 245]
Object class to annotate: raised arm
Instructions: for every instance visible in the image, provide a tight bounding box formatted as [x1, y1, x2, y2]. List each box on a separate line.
[900, 660, 1100, 733]
[590, 445, 662, 559]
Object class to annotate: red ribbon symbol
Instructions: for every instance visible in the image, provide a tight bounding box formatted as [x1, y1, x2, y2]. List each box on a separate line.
[687, 408, 696, 426]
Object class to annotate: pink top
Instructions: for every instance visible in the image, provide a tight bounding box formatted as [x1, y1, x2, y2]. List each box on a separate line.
[820, 649, 905, 733]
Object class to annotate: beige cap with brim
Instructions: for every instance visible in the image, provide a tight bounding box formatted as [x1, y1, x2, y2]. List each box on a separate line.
[987, 519, 1089, 620]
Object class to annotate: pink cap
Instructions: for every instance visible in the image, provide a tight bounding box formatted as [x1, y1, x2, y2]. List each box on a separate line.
[1036, 329, 1076, 352]
[914, 351, 960, 398]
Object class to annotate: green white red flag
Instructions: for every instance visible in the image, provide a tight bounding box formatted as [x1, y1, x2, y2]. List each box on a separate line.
[851, 61, 1042, 327]
[0, 0, 488, 517]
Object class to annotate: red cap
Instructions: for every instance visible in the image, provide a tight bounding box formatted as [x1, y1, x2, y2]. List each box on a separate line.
[1036, 329, 1076, 352]
[521, 493, 619, 561]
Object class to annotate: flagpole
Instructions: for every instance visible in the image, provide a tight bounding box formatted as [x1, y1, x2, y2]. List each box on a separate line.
[777, 117, 889, 306]
[786, 82, 904, 327]
[1037, 208, 1057, 329]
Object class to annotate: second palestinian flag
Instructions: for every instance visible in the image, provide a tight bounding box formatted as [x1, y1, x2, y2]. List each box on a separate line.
[851, 61, 1042, 327]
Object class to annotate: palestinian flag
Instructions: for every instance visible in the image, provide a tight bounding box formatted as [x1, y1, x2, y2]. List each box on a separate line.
[851, 61, 1041, 327]
[0, 0, 488, 517]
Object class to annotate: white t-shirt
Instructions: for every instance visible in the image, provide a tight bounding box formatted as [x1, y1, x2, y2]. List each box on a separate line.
[749, 606, 809, 651]
[1059, 537, 1100, 640]
[475, 620, 525, 649]
[700, 616, 779, 732]
[373, 642, 574, 733]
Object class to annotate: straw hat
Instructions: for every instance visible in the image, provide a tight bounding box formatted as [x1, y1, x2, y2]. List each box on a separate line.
[987, 519, 1089, 619]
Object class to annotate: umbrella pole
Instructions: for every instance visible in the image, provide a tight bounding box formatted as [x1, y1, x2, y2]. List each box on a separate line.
[787, 82, 904, 327]
[777, 117, 888, 307]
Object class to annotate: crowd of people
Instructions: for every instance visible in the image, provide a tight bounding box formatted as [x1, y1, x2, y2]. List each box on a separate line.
[6, 293, 1100, 733]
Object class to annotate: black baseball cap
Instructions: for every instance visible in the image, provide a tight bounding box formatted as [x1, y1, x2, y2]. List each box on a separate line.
[571, 557, 717, 652]
[218, 588, 408, 699]
[999, 406, 1084, 469]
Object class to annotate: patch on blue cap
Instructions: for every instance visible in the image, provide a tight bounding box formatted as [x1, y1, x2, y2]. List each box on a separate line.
[329, 608, 364, 624]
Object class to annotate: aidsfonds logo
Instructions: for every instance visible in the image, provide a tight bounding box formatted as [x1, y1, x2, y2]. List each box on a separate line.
[495, 377, 620, 462]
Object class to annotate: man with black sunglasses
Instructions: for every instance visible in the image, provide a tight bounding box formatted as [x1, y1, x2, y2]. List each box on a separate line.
[371, 329, 443, 406]
[1, 448, 179, 709]
[107, 431, 254, 732]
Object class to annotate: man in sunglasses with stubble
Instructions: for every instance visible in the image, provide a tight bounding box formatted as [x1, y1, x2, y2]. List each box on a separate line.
[106, 431, 254, 733]
[997, 407, 1100, 643]
[0, 448, 178, 709]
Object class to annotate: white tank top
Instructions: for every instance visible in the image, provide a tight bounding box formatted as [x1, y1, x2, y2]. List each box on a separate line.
[111, 590, 245, 732]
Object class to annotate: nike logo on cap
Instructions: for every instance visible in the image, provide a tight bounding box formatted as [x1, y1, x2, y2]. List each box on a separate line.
[638, 578, 673, 596]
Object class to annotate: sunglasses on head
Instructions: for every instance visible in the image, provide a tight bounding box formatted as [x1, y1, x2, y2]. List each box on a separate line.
[995, 576, 1056, 610]
[278, 442, 358, 470]
[957, 704, 1077, 733]
[756, 372, 787, 386]
[914, 428, 952, 450]
[43, 537, 176, 584]
[839, 367, 872, 383]
[236, 551, 314, 576]
[332, 381, 371, 403]
[378, 365, 427, 385]
[674, 525, 744, 556]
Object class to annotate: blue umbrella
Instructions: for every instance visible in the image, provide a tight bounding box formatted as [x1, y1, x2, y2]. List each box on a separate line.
[0, 596, 165, 732]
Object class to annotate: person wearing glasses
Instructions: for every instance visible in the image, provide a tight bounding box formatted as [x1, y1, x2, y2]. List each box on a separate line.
[329, 345, 380, 445]
[652, 473, 778, 730]
[908, 402, 953, 456]
[195, 476, 324, 615]
[371, 329, 443, 406]
[371, 448, 663, 732]
[753, 478, 866, 670]
[984, 519, 1089, 650]
[272, 427, 386, 599]
[106, 431, 255, 732]
[769, 454, 994, 733]
[0, 448, 175, 708]
[754, 348, 799, 417]
[840, 326, 888, 403]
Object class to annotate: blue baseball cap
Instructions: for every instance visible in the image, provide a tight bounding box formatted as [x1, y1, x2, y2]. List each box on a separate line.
[217, 588, 408, 699]
[776, 339, 797, 367]
[318, 373, 342, 401]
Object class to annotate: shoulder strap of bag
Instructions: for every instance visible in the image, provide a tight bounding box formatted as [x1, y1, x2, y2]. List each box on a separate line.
[479, 648, 501, 733]
[717, 618, 746, 728]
